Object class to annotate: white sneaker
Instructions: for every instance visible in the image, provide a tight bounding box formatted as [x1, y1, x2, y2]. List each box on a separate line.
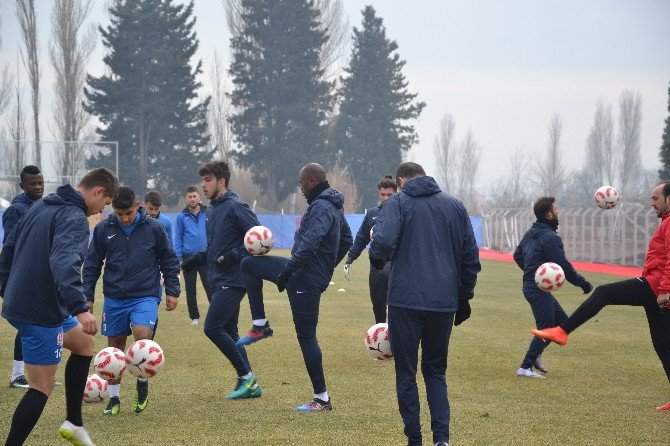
[58, 420, 95, 446]
[517, 367, 546, 379]
[190, 319, 199, 325]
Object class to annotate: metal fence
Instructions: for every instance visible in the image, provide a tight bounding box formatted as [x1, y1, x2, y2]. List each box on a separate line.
[482, 204, 657, 267]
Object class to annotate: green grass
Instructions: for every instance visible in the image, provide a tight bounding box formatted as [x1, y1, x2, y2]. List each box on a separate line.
[1, 250, 668, 445]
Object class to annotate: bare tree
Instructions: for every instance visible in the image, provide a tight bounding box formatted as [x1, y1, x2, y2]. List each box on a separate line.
[2, 81, 27, 195]
[432, 114, 456, 194]
[15, 0, 41, 166]
[534, 113, 565, 197]
[0, 14, 13, 116]
[487, 148, 532, 208]
[49, 0, 96, 181]
[457, 129, 482, 212]
[208, 50, 234, 161]
[585, 100, 616, 194]
[617, 89, 642, 197]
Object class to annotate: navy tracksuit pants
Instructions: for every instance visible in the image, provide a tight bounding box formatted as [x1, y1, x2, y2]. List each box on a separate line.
[521, 290, 568, 369]
[368, 262, 390, 323]
[388, 305, 454, 446]
[241, 256, 327, 394]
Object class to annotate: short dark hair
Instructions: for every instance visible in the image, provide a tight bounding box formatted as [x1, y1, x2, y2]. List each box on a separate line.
[396, 162, 425, 181]
[198, 161, 231, 187]
[378, 174, 397, 191]
[657, 180, 670, 198]
[185, 185, 198, 194]
[78, 168, 120, 198]
[112, 186, 136, 209]
[144, 190, 162, 207]
[20, 165, 41, 183]
[533, 196, 556, 220]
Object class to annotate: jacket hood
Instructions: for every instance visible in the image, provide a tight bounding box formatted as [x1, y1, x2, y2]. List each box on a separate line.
[212, 189, 239, 205]
[11, 192, 35, 206]
[316, 187, 344, 209]
[529, 220, 554, 239]
[43, 185, 87, 213]
[402, 176, 442, 198]
[181, 203, 206, 214]
[107, 206, 148, 226]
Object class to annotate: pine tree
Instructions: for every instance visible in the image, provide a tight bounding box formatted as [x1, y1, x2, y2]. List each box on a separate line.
[228, 0, 335, 209]
[660, 83, 670, 180]
[84, 0, 210, 204]
[333, 5, 425, 209]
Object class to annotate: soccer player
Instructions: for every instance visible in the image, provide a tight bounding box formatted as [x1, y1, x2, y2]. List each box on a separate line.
[1, 167, 119, 446]
[83, 186, 180, 415]
[144, 189, 173, 244]
[344, 174, 397, 323]
[237, 163, 353, 411]
[533, 181, 670, 410]
[370, 162, 480, 446]
[513, 196, 592, 378]
[175, 185, 211, 325]
[2, 165, 44, 388]
[180, 161, 263, 399]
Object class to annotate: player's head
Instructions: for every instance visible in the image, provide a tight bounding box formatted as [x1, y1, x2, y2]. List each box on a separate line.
[144, 190, 162, 218]
[651, 181, 670, 218]
[113, 187, 140, 226]
[185, 185, 200, 208]
[298, 163, 326, 200]
[19, 165, 44, 201]
[395, 162, 425, 190]
[198, 160, 230, 200]
[77, 168, 120, 216]
[533, 196, 558, 221]
[377, 174, 397, 204]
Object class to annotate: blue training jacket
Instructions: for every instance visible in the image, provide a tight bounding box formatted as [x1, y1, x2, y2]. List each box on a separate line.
[0, 185, 91, 327]
[370, 176, 481, 312]
[347, 203, 386, 264]
[2, 192, 35, 244]
[83, 206, 181, 301]
[513, 220, 588, 293]
[285, 187, 353, 291]
[156, 213, 173, 245]
[174, 204, 207, 261]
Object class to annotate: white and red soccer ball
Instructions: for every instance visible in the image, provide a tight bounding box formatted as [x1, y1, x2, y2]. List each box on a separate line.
[364, 323, 393, 360]
[125, 340, 165, 379]
[244, 225, 274, 255]
[82, 374, 109, 403]
[94, 347, 126, 380]
[594, 186, 619, 210]
[534, 262, 565, 292]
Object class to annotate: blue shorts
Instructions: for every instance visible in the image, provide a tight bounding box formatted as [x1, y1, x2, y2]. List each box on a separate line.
[11, 316, 80, 366]
[102, 297, 159, 337]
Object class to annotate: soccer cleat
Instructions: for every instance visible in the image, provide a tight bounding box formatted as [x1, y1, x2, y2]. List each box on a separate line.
[531, 326, 568, 345]
[190, 319, 199, 326]
[244, 384, 262, 399]
[103, 396, 120, 416]
[517, 367, 546, 379]
[225, 374, 258, 399]
[58, 420, 95, 446]
[133, 381, 149, 413]
[294, 397, 333, 412]
[533, 356, 548, 373]
[9, 375, 29, 388]
[236, 323, 274, 346]
[655, 401, 670, 410]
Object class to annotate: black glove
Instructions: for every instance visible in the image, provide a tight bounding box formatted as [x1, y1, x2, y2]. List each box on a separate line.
[369, 258, 385, 270]
[181, 256, 198, 273]
[216, 252, 237, 271]
[276, 270, 291, 292]
[580, 281, 593, 294]
[454, 299, 471, 326]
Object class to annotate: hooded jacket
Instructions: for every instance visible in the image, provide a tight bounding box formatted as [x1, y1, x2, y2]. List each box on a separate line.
[2, 192, 36, 244]
[370, 176, 481, 312]
[0, 185, 91, 327]
[513, 220, 588, 293]
[83, 207, 180, 301]
[641, 212, 670, 295]
[174, 204, 207, 261]
[348, 203, 387, 265]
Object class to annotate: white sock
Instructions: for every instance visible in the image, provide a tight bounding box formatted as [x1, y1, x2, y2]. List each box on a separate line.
[137, 378, 148, 383]
[109, 384, 121, 398]
[241, 372, 253, 380]
[12, 360, 25, 380]
[314, 391, 329, 402]
[252, 319, 267, 327]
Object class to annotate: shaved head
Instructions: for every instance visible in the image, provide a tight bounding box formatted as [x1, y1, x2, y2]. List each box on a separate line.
[300, 163, 327, 183]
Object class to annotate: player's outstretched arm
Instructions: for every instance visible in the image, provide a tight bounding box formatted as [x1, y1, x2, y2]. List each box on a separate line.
[284, 201, 334, 273]
[174, 213, 185, 262]
[0, 220, 18, 295]
[156, 224, 181, 299]
[459, 206, 482, 301]
[82, 224, 107, 302]
[543, 234, 590, 290]
[336, 217, 353, 265]
[348, 211, 373, 263]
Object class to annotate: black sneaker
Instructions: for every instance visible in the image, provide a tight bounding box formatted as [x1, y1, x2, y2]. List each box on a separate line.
[104, 396, 121, 415]
[533, 356, 548, 373]
[9, 375, 29, 388]
[133, 380, 149, 413]
[236, 323, 274, 346]
[434, 442, 449, 446]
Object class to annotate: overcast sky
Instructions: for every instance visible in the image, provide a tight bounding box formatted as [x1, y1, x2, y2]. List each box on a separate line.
[1, 0, 668, 184]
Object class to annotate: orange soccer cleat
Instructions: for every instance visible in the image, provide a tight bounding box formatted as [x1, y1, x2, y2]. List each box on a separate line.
[531, 326, 568, 346]
[655, 401, 670, 411]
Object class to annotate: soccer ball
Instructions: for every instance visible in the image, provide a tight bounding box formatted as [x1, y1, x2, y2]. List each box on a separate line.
[364, 323, 393, 360]
[244, 225, 274, 255]
[534, 262, 565, 292]
[594, 186, 619, 210]
[125, 340, 165, 379]
[94, 347, 126, 380]
[83, 374, 109, 403]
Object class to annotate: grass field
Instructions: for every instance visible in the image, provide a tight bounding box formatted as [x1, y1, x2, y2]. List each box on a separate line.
[0, 250, 668, 445]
